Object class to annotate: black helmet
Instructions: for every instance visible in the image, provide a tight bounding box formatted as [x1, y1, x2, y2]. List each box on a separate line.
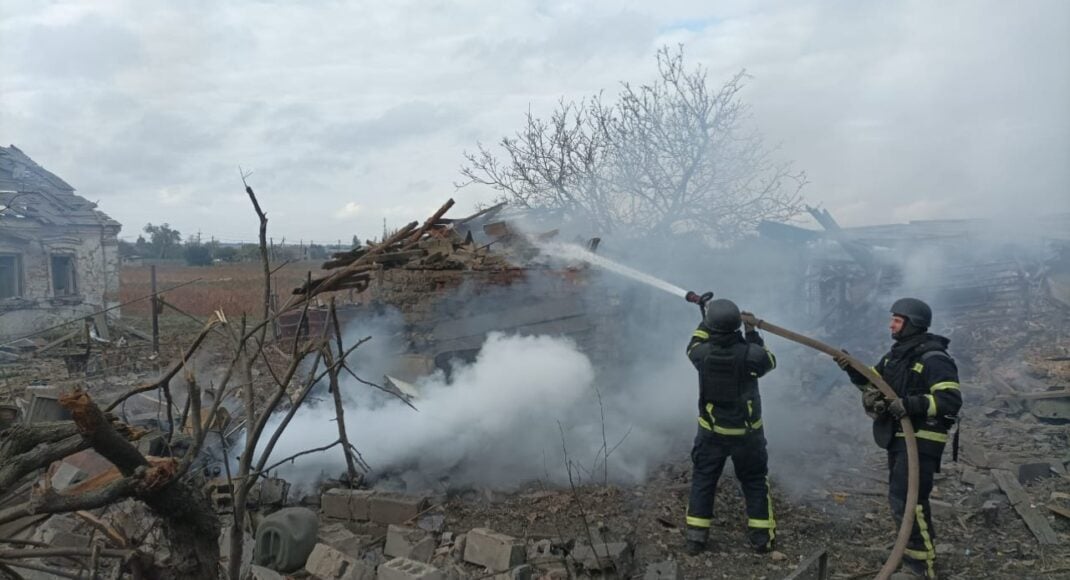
[704, 298, 742, 332]
[890, 297, 932, 329]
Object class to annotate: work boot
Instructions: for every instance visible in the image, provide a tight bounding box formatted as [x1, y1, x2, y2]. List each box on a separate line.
[683, 526, 708, 556]
[748, 529, 775, 554]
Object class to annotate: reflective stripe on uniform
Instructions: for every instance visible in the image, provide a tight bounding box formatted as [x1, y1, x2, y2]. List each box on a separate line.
[713, 424, 746, 436]
[750, 419, 763, 430]
[912, 362, 924, 373]
[930, 381, 960, 392]
[767, 350, 777, 369]
[925, 394, 937, 417]
[748, 518, 774, 528]
[686, 515, 712, 528]
[914, 504, 937, 577]
[693, 329, 710, 340]
[896, 430, 949, 443]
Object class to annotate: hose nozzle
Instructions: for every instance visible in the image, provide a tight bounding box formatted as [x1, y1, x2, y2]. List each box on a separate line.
[685, 291, 714, 306]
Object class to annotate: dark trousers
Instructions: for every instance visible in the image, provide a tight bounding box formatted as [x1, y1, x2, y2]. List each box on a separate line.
[888, 450, 940, 577]
[686, 426, 775, 546]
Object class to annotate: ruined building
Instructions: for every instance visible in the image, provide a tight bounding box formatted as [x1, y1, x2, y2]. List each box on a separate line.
[0, 145, 121, 340]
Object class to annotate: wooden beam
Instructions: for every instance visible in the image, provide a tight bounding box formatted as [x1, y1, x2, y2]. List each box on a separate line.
[991, 469, 1060, 545]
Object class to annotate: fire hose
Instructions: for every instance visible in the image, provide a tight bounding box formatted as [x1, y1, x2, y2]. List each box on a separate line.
[686, 292, 918, 579]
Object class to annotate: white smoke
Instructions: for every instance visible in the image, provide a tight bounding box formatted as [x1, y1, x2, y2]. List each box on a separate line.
[263, 332, 605, 489]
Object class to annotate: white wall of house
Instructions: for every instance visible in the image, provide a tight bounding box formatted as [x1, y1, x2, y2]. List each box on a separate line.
[0, 223, 120, 340]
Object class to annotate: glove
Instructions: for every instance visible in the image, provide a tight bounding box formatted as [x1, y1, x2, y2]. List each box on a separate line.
[834, 349, 851, 370]
[741, 311, 756, 332]
[888, 398, 908, 419]
[861, 387, 887, 417]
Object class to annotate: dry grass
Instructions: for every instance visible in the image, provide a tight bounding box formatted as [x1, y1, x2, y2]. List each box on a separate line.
[120, 260, 320, 319]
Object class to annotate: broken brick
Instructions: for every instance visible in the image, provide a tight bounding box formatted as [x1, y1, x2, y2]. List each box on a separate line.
[464, 528, 525, 571]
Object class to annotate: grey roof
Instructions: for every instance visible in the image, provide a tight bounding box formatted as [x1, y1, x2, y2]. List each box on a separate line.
[0, 146, 120, 229]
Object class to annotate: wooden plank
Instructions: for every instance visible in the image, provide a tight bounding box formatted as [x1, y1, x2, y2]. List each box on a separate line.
[995, 389, 1070, 401]
[92, 313, 110, 341]
[1049, 505, 1070, 521]
[36, 329, 81, 355]
[991, 469, 1060, 545]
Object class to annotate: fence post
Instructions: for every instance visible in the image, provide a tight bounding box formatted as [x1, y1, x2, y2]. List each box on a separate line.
[150, 264, 159, 355]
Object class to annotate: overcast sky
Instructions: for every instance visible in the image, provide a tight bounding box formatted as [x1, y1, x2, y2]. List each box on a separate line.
[2, 0, 1067, 244]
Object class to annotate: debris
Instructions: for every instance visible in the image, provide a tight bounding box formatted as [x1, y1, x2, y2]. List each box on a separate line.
[249, 476, 291, 507]
[643, 560, 683, 580]
[318, 521, 368, 556]
[1049, 505, 1070, 521]
[991, 469, 1060, 545]
[464, 528, 526, 571]
[369, 492, 429, 525]
[385, 525, 436, 562]
[305, 542, 375, 580]
[253, 507, 320, 573]
[249, 565, 285, 580]
[378, 556, 444, 580]
[783, 548, 829, 580]
[49, 462, 87, 491]
[571, 541, 632, 572]
[322, 488, 376, 521]
[1018, 462, 1055, 485]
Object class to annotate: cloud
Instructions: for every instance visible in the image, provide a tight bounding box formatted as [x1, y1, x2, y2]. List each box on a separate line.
[334, 201, 362, 219]
[0, 0, 1066, 242]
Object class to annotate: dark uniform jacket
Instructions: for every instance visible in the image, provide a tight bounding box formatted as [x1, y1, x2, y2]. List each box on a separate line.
[687, 324, 777, 436]
[848, 333, 962, 458]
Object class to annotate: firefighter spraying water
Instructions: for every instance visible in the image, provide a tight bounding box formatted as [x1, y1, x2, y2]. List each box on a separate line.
[537, 240, 932, 580]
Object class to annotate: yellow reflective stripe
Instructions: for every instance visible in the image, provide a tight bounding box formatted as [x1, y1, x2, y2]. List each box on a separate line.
[914, 505, 936, 577]
[693, 329, 710, 340]
[687, 344, 698, 356]
[698, 416, 713, 431]
[747, 518, 774, 528]
[750, 419, 763, 430]
[930, 381, 960, 392]
[925, 394, 937, 417]
[912, 362, 924, 373]
[713, 425, 747, 436]
[767, 350, 777, 369]
[904, 548, 931, 561]
[896, 430, 949, 443]
[705, 403, 714, 415]
[686, 516, 712, 528]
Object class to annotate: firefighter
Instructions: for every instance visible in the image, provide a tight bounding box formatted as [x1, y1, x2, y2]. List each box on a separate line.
[684, 298, 778, 555]
[836, 298, 962, 579]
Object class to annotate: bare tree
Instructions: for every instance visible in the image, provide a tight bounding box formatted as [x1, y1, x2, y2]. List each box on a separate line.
[460, 45, 807, 244]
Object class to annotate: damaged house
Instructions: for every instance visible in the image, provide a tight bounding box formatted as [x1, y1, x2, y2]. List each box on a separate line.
[0, 145, 121, 341]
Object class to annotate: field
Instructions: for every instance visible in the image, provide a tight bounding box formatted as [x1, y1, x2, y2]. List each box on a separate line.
[119, 260, 322, 319]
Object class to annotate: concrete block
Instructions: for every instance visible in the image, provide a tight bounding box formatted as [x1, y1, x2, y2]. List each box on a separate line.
[369, 493, 428, 525]
[323, 488, 376, 521]
[250, 477, 291, 506]
[464, 528, 525, 571]
[385, 525, 435, 563]
[377, 557, 445, 580]
[50, 462, 87, 491]
[319, 522, 369, 557]
[572, 542, 632, 572]
[306, 543, 376, 580]
[643, 561, 682, 580]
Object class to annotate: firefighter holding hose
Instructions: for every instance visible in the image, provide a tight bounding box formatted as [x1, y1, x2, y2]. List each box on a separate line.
[683, 297, 778, 555]
[836, 298, 962, 579]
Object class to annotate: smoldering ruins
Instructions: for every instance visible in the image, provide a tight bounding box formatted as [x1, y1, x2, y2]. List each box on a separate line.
[1, 181, 1068, 579]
